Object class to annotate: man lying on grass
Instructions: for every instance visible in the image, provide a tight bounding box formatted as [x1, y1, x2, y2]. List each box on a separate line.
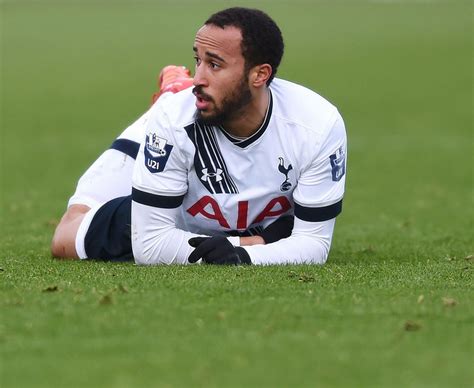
[51, 7, 347, 265]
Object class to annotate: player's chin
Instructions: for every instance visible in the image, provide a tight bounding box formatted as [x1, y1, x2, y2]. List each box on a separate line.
[196, 108, 217, 123]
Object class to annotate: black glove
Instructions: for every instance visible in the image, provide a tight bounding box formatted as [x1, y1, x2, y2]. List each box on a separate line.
[188, 236, 252, 265]
[259, 215, 294, 244]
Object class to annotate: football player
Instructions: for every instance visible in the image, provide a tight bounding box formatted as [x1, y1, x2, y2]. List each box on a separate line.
[51, 65, 292, 260]
[53, 7, 346, 265]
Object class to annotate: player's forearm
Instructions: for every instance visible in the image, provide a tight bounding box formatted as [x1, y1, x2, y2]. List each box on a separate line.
[243, 236, 329, 265]
[131, 201, 200, 265]
[243, 218, 335, 265]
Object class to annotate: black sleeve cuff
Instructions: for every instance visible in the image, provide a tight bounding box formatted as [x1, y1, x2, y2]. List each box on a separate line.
[294, 199, 342, 222]
[132, 187, 184, 208]
[110, 139, 140, 159]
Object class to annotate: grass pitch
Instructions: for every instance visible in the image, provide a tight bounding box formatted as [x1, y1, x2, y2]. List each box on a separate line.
[1, 1, 473, 387]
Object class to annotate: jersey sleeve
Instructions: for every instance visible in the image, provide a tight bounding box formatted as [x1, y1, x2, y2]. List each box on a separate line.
[131, 103, 201, 265]
[245, 111, 347, 265]
[292, 111, 347, 221]
[132, 103, 189, 196]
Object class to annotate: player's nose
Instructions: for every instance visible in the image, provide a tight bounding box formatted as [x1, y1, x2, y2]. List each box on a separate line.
[193, 64, 208, 87]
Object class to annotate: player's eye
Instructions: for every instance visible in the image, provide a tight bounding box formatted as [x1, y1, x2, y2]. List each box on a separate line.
[194, 56, 201, 66]
[210, 62, 220, 70]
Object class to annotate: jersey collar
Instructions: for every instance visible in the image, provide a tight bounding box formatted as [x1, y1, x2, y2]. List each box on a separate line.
[218, 90, 273, 148]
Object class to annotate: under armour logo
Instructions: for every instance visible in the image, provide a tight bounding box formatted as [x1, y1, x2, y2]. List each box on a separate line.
[201, 168, 223, 182]
[278, 157, 293, 191]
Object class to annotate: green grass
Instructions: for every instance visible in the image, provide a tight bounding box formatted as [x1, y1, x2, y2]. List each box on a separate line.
[1, 1, 473, 387]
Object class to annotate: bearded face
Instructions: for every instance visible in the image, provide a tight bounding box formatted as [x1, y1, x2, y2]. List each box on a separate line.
[193, 73, 252, 126]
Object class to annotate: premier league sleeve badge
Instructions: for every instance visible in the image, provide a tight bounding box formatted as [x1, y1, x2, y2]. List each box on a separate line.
[329, 146, 346, 182]
[144, 132, 174, 173]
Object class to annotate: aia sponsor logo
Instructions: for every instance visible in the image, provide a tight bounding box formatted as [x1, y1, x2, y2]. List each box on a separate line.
[187, 195, 292, 230]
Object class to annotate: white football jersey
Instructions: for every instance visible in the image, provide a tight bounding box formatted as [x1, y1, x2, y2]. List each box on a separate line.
[131, 78, 347, 265]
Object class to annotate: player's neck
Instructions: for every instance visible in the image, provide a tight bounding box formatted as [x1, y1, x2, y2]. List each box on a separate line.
[223, 89, 270, 138]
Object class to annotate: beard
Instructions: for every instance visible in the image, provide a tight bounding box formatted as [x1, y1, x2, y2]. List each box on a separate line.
[194, 75, 252, 127]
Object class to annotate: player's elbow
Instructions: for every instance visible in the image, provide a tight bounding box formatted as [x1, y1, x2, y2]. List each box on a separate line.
[132, 241, 173, 266]
[311, 237, 331, 265]
[297, 234, 331, 265]
[316, 246, 330, 265]
[134, 255, 154, 266]
[132, 243, 154, 265]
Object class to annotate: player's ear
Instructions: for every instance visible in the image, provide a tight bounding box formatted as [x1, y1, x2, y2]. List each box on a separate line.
[250, 64, 272, 88]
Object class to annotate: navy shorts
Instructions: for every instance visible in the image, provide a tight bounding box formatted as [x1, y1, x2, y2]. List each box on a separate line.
[84, 195, 134, 261]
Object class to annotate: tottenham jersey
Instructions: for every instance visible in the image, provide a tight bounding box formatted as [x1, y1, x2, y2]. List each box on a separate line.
[131, 78, 347, 265]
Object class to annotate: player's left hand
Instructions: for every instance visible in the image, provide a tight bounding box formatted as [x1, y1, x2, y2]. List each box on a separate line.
[188, 236, 252, 265]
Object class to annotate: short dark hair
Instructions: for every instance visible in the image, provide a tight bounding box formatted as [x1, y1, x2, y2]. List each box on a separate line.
[205, 7, 284, 85]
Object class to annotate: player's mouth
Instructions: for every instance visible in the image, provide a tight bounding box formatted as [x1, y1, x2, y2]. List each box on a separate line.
[193, 87, 213, 111]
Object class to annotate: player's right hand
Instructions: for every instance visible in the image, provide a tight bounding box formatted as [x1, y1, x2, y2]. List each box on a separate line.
[188, 236, 252, 265]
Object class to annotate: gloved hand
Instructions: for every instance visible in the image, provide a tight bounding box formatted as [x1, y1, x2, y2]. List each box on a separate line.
[259, 215, 294, 244]
[188, 236, 252, 265]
